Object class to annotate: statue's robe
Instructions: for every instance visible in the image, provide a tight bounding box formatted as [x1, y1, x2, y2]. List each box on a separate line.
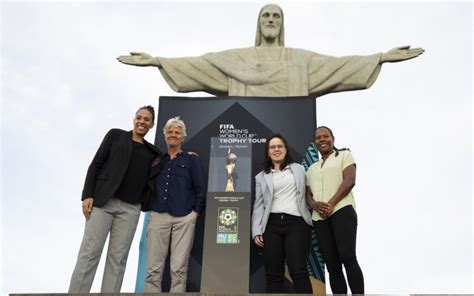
[158, 47, 382, 97]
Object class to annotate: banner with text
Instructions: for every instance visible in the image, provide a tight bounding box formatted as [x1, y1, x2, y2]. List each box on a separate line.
[135, 96, 324, 293]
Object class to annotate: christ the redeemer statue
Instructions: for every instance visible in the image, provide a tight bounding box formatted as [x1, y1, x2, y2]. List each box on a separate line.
[117, 4, 423, 97]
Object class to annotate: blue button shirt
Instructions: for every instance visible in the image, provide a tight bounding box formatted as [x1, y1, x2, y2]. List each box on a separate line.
[153, 151, 206, 217]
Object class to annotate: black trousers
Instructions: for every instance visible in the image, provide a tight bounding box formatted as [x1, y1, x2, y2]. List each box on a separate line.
[263, 213, 312, 294]
[313, 205, 364, 294]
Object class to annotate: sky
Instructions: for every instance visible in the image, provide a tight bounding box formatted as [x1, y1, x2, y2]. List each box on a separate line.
[1, 1, 473, 295]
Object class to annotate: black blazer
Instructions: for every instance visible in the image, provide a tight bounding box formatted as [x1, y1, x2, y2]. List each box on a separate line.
[81, 128, 161, 208]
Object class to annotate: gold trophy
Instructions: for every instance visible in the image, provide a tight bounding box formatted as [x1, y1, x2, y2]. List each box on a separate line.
[225, 148, 237, 192]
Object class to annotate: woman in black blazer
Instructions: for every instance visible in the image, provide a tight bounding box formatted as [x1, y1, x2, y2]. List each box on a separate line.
[69, 106, 161, 293]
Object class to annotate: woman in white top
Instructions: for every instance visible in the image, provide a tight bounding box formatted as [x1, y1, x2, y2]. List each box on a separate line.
[306, 126, 364, 294]
[252, 134, 313, 294]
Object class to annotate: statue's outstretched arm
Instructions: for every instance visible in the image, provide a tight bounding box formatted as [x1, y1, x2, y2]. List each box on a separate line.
[380, 46, 424, 63]
[117, 52, 162, 68]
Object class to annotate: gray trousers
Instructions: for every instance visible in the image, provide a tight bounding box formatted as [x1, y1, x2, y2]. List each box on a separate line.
[144, 211, 197, 293]
[68, 198, 141, 293]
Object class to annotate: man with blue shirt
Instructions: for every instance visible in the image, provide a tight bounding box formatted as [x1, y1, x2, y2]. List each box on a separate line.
[144, 116, 206, 293]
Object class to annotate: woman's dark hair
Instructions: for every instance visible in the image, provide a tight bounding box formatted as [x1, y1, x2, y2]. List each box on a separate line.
[263, 133, 294, 174]
[315, 126, 350, 157]
[136, 105, 155, 123]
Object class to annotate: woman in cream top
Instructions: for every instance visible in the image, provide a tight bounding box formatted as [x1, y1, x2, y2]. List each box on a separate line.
[306, 126, 364, 294]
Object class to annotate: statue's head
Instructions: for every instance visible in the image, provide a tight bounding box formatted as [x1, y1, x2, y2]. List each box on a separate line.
[255, 4, 285, 47]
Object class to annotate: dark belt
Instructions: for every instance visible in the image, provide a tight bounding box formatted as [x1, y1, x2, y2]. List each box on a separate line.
[269, 212, 301, 220]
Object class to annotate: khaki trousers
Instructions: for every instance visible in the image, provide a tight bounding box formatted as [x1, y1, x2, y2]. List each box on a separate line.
[69, 198, 141, 293]
[144, 211, 197, 293]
